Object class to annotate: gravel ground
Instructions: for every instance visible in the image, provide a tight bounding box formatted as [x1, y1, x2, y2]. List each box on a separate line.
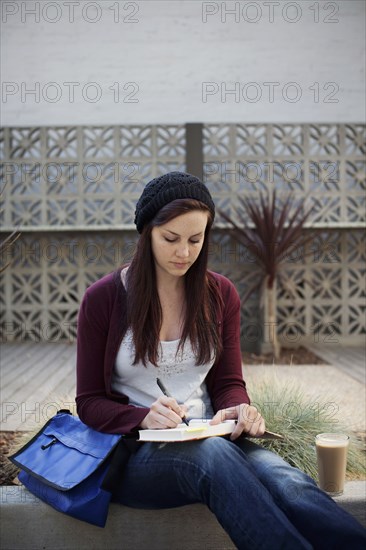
[242, 346, 327, 366]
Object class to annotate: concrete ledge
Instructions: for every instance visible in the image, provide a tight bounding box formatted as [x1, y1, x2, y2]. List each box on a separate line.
[332, 480, 366, 528]
[1, 482, 365, 550]
[0, 486, 234, 550]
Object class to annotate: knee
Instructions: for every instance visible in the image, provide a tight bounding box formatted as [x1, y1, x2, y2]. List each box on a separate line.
[246, 447, 319, 504]
[241, 442, 317, 482]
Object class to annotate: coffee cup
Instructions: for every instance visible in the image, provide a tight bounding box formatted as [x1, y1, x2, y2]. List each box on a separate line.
[315, 433, 350, 496]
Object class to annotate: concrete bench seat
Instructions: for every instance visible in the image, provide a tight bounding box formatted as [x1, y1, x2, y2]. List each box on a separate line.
[1, 481, 365, 550]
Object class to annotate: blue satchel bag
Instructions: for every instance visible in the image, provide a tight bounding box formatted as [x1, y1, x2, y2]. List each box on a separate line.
[9, 410, 136, 527]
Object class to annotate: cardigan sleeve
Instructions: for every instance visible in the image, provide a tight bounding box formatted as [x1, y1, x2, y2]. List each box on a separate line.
[75, 278, 149, 435]
[205, 274, 251, 412]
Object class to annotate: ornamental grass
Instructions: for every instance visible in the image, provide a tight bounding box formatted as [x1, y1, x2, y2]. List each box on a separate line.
[249, 373, 366, 481]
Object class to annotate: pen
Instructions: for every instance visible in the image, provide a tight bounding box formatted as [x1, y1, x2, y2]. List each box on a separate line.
[156, 377, 190, 426]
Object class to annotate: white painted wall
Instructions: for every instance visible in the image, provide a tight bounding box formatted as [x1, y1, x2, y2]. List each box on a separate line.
[1, 0, 365, 125]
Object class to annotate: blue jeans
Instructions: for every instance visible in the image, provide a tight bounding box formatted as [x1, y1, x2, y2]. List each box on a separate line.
[113, 437, 366, 549]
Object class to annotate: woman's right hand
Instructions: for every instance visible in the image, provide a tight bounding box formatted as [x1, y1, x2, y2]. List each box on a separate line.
[140, 396, 187, 429]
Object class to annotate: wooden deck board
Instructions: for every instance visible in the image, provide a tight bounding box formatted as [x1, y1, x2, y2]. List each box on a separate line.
[1, 342, 365, 431]
[1, 342, 44, 368]
[1, 343, 77, 430]
[2, 344, 68, 391]
[308, 345, 365, 384]
[2, 347, 71, 397]
[4, 345, 75, 403]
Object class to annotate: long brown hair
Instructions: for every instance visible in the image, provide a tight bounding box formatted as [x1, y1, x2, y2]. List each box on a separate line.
[126, 199, 223, 366]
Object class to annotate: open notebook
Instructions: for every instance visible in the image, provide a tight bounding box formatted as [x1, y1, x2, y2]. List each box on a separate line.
[138, 420, 284, 442]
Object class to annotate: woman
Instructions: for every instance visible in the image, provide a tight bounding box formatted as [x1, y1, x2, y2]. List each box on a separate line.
[76, 172, 365, 549]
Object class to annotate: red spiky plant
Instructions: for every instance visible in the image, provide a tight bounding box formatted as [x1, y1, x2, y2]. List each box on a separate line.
[219, 190, 314, 359]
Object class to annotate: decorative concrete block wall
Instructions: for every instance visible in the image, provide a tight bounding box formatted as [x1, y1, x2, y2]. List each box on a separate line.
[1, 123, 365, 348]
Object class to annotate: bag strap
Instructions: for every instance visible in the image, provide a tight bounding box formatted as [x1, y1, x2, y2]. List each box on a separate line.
[101, 437, 140, 493]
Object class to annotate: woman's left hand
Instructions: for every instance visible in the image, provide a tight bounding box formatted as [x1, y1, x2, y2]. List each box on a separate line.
[210, 403, 266, 440]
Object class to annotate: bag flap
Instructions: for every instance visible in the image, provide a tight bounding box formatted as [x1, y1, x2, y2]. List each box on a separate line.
[42, 414, 121, 458]
[9, 412, 122, 491]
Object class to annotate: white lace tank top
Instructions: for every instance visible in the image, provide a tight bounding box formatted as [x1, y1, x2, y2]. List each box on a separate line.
[111, 328, 215, 419]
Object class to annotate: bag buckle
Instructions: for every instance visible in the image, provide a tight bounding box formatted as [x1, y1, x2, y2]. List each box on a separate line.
[41, 437, 57, 450]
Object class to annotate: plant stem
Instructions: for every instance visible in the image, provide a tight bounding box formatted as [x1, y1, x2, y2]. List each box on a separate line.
[267, 281, 281, 360]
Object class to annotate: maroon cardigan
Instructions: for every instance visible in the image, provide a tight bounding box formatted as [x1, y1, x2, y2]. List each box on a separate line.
[76, 269, 250, 434]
